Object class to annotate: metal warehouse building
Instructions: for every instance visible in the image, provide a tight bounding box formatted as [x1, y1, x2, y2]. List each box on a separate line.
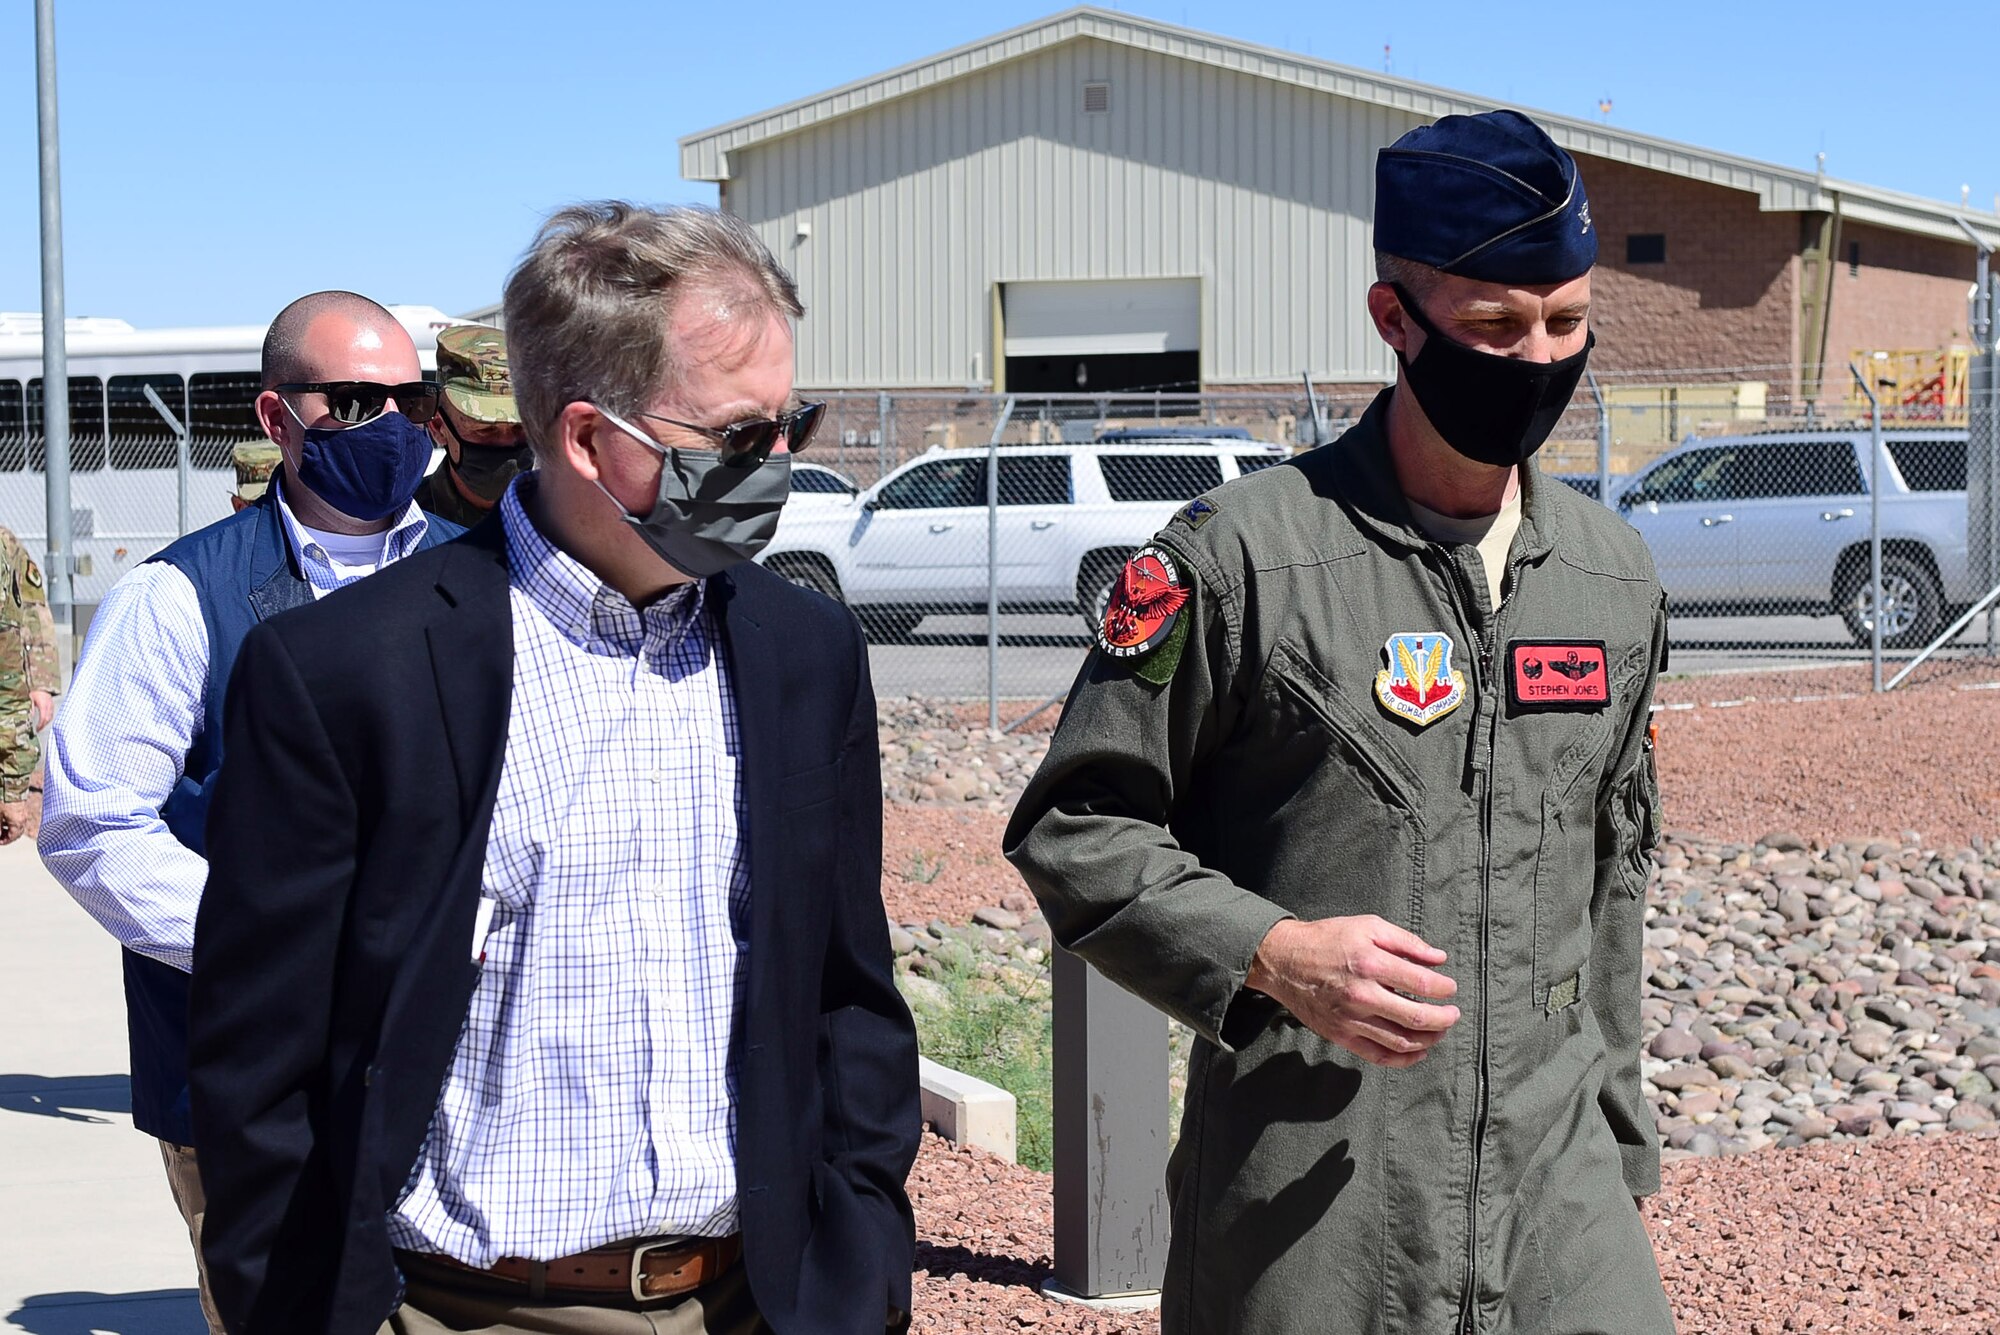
[676, 6, 2000, 403]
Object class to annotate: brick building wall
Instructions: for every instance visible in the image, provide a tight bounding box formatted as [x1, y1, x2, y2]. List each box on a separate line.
[1820, 220, 1978, 385]
[1576, 154, 1802, 394]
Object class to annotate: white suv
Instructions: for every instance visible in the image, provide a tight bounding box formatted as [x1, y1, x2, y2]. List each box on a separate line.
[761, 435, 1287, 640]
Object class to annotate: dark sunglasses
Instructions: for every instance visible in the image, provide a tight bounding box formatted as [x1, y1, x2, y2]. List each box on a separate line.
[273, 380, 441, 427]
[639, 401, 825, 467]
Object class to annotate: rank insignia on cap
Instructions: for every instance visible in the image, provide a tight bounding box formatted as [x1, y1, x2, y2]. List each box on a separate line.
[1098, 545, 1190, 664]
[1374, 632, 1467, 727]
[1508, 639, 1610, 710]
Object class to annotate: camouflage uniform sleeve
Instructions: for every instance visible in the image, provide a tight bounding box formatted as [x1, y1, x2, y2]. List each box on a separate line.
[19, 544, 58, 696]
[0, 531, 47, 801]
[1004, 529, 1294, 1051]
[1587, 590, 1669, 1197]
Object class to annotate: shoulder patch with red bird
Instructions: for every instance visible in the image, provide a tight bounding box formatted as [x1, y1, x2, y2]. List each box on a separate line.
[1096, 544, 1191, 674]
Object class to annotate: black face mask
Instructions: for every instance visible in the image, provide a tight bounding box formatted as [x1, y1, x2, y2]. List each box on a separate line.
[439, 414, 535, 503]
[1391, 283, 1593, 469]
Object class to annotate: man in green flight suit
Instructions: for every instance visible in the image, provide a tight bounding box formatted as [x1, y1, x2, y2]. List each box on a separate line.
[1006, 109, 1675, 1334]
[414, 323, 533, 527]
[0, 524, 59, 845]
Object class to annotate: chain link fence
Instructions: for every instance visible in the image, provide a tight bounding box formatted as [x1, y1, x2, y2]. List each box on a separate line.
[0, 370, 262, 618]
[3, 346, 1996, 695]
[776, 357, 2000, 708]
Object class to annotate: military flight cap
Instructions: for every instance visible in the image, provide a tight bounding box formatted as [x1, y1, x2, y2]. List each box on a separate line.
[1374, 109, 1597, 284]
[232, 442, 282, 500]
[435, 324, 520, 426]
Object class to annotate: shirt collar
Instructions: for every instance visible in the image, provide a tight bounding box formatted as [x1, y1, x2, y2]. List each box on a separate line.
[1329, 389, 1558, 561]
[498, 475, 704, 654]
[272, 472, 431, 570]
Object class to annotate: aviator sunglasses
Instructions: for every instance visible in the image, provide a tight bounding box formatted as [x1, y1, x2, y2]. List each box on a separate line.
[273, 380, 442, 428]
[638, 400, 826, 467]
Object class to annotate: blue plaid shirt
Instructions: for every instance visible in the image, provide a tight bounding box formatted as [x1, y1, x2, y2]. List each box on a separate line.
[387, 478, 750, 1265]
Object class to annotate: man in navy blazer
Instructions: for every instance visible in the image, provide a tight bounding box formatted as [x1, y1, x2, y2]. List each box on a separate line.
[188, 203, 921, 1335]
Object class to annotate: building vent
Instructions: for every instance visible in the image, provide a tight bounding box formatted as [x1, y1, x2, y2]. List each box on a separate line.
[1082, 81, 1110, 114]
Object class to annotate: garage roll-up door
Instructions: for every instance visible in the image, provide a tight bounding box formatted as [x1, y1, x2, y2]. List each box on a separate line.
[1002, 279, 1199, 357]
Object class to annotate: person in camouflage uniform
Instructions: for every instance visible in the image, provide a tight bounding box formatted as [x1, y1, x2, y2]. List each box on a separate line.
[0, 525, 59, 845]
[415, 324, 531, 527]
[229, 442, 282, 513]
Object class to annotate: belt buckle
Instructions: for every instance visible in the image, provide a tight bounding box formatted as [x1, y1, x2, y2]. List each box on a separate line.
[628, 1238, 689, 1303]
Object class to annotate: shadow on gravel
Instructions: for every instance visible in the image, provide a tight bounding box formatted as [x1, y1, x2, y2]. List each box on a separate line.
[0, 1073, 131, 1123]
[915, 1241, 1050, 1290]
[6, 1290, 204, 1335]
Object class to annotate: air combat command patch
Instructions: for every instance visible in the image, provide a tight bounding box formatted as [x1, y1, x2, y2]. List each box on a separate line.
[1374, 631, 1467, 727]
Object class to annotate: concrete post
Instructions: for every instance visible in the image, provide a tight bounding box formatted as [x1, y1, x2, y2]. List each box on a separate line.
[1047, 946, 1169, 1302]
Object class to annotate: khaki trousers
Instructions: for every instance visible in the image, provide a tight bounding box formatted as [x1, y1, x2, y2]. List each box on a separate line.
[159, 1140, 227, 1335]
[381, 1255, 771, 1335]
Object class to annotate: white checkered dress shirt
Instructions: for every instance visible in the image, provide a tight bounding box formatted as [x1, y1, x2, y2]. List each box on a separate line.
[273, 475, 432, 596]
[388, 480, 750, 1266]
[39, 485, 431, 972]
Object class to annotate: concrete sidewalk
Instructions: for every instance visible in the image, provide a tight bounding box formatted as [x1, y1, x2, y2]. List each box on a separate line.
[0, 840, 207, 1333]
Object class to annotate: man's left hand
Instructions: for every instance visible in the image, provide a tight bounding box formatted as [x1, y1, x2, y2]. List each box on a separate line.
[30, 690, 54, 731]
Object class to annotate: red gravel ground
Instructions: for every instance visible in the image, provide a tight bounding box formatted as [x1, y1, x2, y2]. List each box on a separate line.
[1650, 660, 2000, 846]
[882, 805, 1020, 927]
[894, 662, 2000, 1332]
[911, 1132, 2000, 1334]
[886, 660, 2000, 931]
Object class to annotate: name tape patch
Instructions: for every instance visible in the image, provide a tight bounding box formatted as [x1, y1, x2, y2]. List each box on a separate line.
[1508, 639, 1610, 711]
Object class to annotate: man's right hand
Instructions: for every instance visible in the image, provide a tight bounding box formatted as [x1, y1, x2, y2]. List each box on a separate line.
[0, 799, 32, 846]
[1246, 915, 1461, 1067]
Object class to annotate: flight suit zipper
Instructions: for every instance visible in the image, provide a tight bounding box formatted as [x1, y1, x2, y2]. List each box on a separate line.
[1441, 545, 1517, 1335]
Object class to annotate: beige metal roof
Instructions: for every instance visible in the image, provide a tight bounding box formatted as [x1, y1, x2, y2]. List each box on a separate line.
[679, 6, 2000, 250]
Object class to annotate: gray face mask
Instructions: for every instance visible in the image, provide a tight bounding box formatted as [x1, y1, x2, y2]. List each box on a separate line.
[592, 406, 792, 579]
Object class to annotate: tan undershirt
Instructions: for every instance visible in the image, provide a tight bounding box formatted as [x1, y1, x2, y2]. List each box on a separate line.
[1406, 484, 1524, 609]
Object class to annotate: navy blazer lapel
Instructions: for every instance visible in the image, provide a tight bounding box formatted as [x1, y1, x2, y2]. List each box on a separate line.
[711, 570, 783, 940]
[425, 519, 514, 826]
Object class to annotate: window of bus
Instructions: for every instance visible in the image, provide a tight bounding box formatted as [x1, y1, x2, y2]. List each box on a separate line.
[0, 381, 24, 471]
[188, 373, 267, 468]
[108, 374, 188, 469]
[28, 377, 107, 471]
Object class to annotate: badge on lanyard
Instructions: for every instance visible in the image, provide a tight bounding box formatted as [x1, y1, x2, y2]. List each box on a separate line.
[1508, 639, 1610, 710]
[1374, 632, 1467, 727]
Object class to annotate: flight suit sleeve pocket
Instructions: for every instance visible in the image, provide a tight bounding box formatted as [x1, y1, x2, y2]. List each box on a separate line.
[1611, 744, 1661, 899]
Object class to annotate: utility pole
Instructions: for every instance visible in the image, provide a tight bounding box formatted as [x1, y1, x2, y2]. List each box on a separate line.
[35, 0, 75, 678]
[1957, 218, 1996, 656]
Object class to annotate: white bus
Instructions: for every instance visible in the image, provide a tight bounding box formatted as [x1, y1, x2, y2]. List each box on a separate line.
[0, 305, 460, 614]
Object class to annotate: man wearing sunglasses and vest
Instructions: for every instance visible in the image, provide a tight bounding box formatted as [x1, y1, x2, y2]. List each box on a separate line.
[186, 203, 920, 1335]
[38, 289, 464, 1335]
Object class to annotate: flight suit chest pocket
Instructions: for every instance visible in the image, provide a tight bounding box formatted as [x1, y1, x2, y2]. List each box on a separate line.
[1520, 647, 1648, 1011]
[1528, 662, 1637, 1013]
[1257, 640, 1430, 935]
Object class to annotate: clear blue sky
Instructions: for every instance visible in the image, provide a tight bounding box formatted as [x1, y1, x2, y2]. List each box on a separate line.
[3, 0, 1994, 328]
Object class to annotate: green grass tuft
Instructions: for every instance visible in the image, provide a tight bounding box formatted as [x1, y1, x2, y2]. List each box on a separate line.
[903, 952, 1054, 1171]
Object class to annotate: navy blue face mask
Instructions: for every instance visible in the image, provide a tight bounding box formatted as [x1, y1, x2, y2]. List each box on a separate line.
[288, 408, 434, 522]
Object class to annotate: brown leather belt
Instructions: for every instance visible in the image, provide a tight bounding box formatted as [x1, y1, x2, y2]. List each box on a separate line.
[408, 1234, 741, 1304]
